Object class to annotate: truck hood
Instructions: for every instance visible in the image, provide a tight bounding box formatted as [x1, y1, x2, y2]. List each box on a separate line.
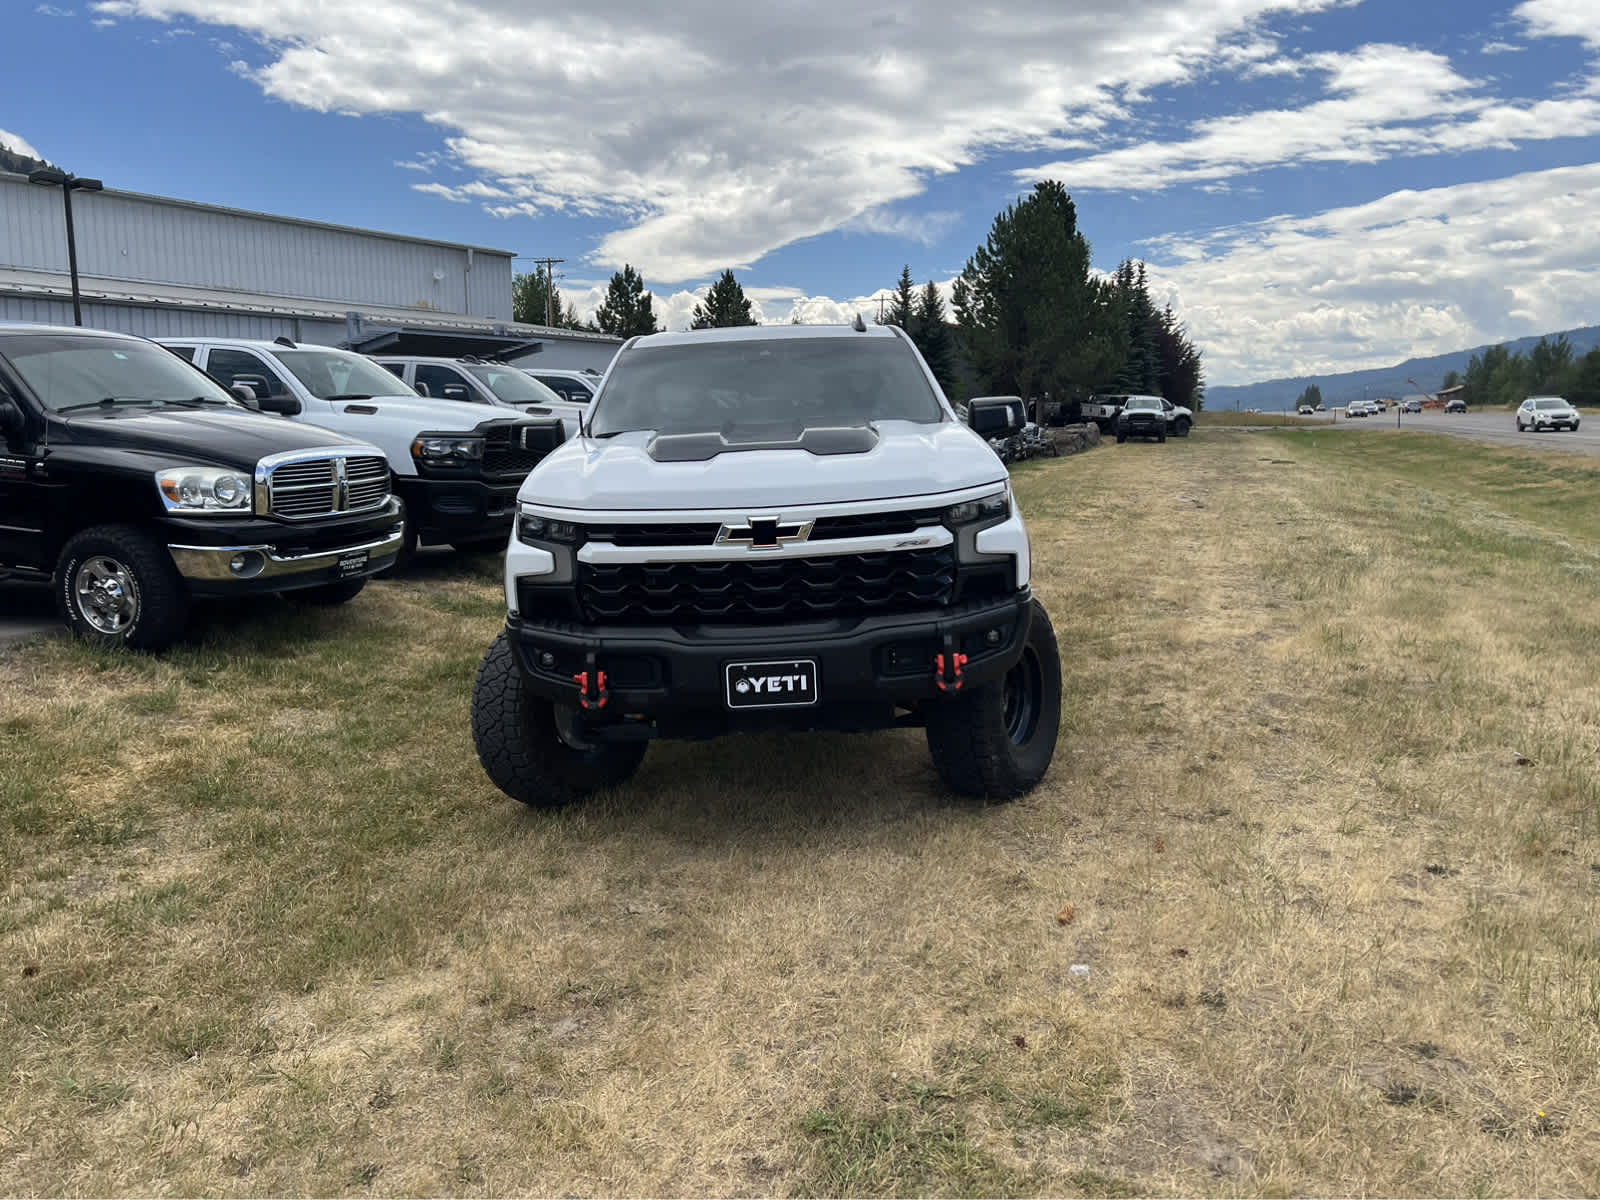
[522, 420, 1007, 511]
[61, 407, 370, 468]
[323, 395, 527, 432]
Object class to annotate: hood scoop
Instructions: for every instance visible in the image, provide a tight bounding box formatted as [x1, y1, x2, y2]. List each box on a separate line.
[646, 424, 879, 463]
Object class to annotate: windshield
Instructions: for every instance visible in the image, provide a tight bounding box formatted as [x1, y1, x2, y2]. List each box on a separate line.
[275, 348, 417, 400]
[465, 363, 565, 408]
[2, 333, 241, 412]
[1125, 397, 1162, 411]
[589, 337, 944, 437]
[1534, 398, 1568, 410]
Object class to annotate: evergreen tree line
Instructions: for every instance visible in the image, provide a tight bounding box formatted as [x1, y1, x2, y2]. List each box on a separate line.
[1461, 334, 1600, 408]
[877, 265, 956, 392]
[947, 181, 1205, 414]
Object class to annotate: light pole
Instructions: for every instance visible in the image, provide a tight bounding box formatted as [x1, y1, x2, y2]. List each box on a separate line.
[28, 168, 103, 326]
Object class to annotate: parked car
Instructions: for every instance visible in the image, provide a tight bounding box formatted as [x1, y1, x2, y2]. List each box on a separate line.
[162, 337, 565, 560]
[0, 325, 403, 649]
[472, 321, 1061, 805]
[1444, 396, 1467, 413]
[523, 368, 604, 408]
[1345, 401, 1369, 418]
[1516, 396, 1580, 432]
[1401, 398, 1423, 414]
[374, 355, 586, 438]
[1371, 397, 1388, 413]
[1116, 395, 1167, 442]
[1081, 394, 1127, 431]
[1298, 404, 1315, 415]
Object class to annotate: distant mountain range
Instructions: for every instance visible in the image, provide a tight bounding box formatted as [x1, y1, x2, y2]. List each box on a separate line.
[1206, 325, 1600, 412]
[0, 142, 52, 176]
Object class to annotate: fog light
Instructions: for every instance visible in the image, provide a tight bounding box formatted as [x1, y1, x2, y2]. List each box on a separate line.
[538, 651, 556, 669]
[985, 628, 1003, 646]
[228, 551, 265, 579]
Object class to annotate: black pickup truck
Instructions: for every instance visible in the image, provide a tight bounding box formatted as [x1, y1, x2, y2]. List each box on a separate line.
[0, 325, 404, 650]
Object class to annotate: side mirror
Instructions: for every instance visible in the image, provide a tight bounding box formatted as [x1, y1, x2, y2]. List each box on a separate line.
[442, 385, 470, 402]
[256, 392, 302, 416]
[0, 393, 24, 442]
[229, 383, 261, 410]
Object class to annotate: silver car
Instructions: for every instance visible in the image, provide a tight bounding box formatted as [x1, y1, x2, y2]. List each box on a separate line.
[1516, 395, 1580, 432]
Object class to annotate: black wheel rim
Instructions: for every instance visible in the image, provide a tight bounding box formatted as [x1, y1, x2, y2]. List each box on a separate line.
[1002, 648, 1043, 746]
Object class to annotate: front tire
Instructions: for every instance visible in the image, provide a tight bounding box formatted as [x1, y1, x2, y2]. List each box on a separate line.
[1157, 427, 1168, 443]
[56, 525, 189, 651]
[925, 599, 1062, 801]
[1115, 432, 1127, 444]
[1174, 418, 1191, 437]
[1517, 419, 1525, 431]
[471, 631, 647, 808]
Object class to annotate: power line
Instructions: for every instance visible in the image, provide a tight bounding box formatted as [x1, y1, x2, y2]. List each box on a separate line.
[530, 256, 565, 327]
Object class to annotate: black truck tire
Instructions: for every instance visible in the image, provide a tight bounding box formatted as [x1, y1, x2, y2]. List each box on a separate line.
[471, 631, 646, 807]
[925, 599, 1062, 801]
[1174, 417, 1191, 437]
[293, 578, 367, 606]
[56, 525, 190, 651]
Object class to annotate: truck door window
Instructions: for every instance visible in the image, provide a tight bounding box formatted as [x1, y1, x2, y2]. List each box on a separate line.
[205, 348, 289, 398]
[414, 364, 478, 404]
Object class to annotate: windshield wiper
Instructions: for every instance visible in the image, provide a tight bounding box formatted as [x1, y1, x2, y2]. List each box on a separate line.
[55, 397, 158, 413]
[324, 393, 375, 402]
[164, 395, 236, 408]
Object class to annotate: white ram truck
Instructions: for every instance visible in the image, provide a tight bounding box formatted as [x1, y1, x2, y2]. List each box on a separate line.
[471, 322, 1062, 805]
[161, 337, 564, 557]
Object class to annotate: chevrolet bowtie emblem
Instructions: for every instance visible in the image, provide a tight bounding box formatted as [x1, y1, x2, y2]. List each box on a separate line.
[716, 516, 814, 549]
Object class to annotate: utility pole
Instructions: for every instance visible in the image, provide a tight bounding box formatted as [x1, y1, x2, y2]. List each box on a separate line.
[875, 292, 889, 323]
[531, 256, 564, 327]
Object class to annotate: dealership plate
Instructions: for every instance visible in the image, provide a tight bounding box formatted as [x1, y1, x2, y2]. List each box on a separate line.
[724, 659, 819, 709]
[336, 549, 370, 579]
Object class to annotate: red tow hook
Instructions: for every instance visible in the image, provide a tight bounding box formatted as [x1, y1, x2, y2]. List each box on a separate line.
[934, 652, 968, 692]
[573, 669, 610, 710]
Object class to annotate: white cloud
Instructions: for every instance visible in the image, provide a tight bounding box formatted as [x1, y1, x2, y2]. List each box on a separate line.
[411, 182, 468, 203]
[1479, 40, 1524, 54]
[1145, 162, 1600, 384]
[0, 127, 42, 159]
[86, 0, 1343, 281]
[1515, 0, 1600, 49]
[1019, 43, 1600, 191]
[34, 4, 74, 15]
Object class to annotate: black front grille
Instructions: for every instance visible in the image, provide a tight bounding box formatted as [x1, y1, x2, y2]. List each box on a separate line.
[482, 427, 544, 477]
[586, 523, 720, 547]
[810, 508, 943, 540]
[578, 548, 956, 625]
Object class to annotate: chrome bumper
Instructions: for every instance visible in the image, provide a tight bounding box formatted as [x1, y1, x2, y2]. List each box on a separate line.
[167, 525, 405, 583]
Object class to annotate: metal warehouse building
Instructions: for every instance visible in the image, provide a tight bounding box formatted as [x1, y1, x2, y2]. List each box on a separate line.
[0, 171, 620, 371]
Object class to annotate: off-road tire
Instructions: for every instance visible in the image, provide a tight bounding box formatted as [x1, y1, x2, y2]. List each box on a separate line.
[1174, 417, 1191, 437]
[292, 578, 367, 606]
[1157, 427, 1168, 443]
[925, 599, 1062, 801]
[56, 524, 189, 651]
[471, 631, 646, 808]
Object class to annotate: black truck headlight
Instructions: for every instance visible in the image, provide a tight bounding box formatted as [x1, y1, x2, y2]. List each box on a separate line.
[411, 436, 485, 466]
[155, 466, 253, 514]
[517, 512, 584, 545]
[943, 486, 1011, 529]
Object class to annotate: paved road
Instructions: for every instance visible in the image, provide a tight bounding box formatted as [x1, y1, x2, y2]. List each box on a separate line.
[1280, 409, 1600, 456]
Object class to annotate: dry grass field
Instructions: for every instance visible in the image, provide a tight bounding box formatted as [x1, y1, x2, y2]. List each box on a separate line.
[3, 427, 1600, 1196]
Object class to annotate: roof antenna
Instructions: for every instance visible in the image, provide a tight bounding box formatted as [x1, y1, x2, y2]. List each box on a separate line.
[852, 313, 867, 332]
[273, 335, 296, 348]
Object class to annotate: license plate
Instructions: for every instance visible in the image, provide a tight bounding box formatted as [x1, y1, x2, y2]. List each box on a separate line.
[725, 659, 818, 709]
[336, 549, 370, 579]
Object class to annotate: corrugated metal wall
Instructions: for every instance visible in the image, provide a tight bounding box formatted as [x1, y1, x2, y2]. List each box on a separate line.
[0, 295, 345, 343]
[1, 174, 513, 319]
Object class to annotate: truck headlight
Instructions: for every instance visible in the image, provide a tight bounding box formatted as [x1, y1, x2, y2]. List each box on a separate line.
[943, 486, 1011, 528]
[411, 436, 485, 465]
[517, 512, 584, 545]
[155, 466, 253, 514]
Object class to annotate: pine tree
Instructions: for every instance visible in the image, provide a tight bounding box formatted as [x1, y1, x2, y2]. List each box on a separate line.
[512, 265, 582, 328]
[1152, 303, 1205, 410]
[913, 280, 954, 392]
[689, 269, 757, 329]
[884, 265, 918, 334]
[952, 181, 1120, 410]
[595, 265, 661, 338]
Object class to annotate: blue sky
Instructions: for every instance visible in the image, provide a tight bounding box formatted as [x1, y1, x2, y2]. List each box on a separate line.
[3, 0, 1597, 384]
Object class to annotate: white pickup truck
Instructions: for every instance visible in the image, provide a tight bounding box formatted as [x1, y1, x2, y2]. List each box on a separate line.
[161, 337, 564, 558]
[470, 321, 1063, 806]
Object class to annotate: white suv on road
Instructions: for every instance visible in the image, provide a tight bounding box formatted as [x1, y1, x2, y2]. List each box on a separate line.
[471, 322, 1062, 807]
[1516, 396, 1580, 432]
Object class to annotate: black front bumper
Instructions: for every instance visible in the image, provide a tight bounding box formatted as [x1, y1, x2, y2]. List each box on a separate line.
[507, 590, 1033, 736]
[396, 476, 520, 543]
[160, 499, 404, 595]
